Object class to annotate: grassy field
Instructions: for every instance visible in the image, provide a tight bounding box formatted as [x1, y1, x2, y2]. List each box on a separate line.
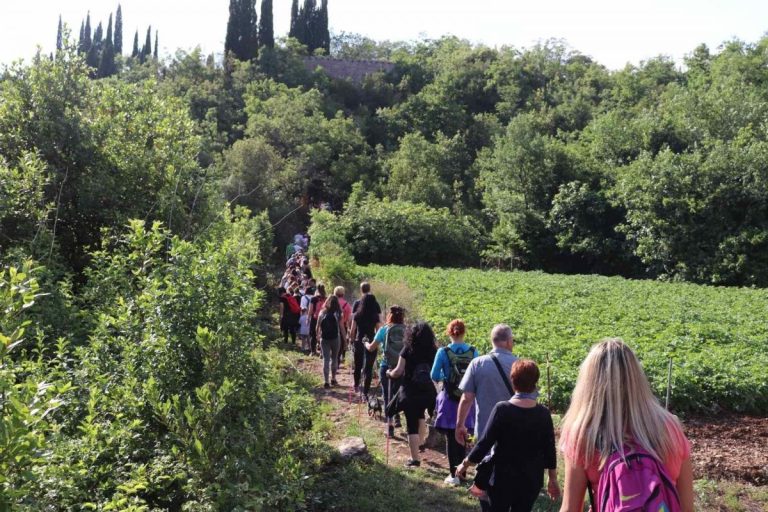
[364, 265, 768, 415]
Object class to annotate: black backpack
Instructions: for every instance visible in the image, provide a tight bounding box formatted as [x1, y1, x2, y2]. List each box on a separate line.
[444, 346, 475, 400]
[408, 362, 434, 392]
[320, 312, 340, 340]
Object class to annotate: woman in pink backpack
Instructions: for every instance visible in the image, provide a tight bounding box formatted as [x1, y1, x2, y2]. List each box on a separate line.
[559, 338, 694, 512]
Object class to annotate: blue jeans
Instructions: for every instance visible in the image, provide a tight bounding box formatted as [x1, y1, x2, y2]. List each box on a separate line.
[379, 365, 401, 421]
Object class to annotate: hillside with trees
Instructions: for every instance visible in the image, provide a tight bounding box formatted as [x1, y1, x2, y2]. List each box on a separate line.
[2, 1, 768, 509]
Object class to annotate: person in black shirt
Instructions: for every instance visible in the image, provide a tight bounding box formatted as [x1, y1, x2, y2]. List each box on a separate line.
[387, 321, 438, 468]
[350, 281, 382, 398]
[456, 359, 560, 512]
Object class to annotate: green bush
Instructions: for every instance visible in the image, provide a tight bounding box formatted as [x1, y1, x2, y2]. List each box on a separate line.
[0, 213, 323, 511]
[342, 197, 484, 267]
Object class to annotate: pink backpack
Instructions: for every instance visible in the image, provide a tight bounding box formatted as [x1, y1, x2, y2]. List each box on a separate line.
[591, 446, 681, 512]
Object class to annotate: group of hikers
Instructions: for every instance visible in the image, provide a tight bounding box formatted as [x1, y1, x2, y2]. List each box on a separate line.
[278, 258, 694, 511]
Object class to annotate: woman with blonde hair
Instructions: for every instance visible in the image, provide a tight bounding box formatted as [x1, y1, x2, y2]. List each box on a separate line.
[559, 338, 694, 512]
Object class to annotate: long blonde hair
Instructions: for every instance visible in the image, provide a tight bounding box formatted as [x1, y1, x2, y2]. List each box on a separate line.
[560, 338, 679, 468]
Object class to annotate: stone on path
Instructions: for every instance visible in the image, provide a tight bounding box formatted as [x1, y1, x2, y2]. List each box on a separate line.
[338, 436, 368, 460]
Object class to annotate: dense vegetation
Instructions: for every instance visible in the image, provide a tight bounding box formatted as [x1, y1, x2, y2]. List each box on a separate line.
[365, 264, 768, 415]
[4, 1, 768, 507]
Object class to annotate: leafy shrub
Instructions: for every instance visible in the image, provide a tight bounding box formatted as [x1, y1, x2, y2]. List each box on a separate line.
[307, 209, 358, 284]
[0, 213, 322, 511]
[311, 197, 484, 268]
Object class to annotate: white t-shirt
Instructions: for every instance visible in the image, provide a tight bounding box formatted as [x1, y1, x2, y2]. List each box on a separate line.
[299, 314, 310, 336]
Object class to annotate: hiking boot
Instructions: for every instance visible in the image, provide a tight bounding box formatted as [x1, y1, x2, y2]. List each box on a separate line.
[387, 425, 395, 438]
[353, 385, 360, 394]
[418, 444, 426, 453]
[323, 382, 331, 389]
[404, 459, 421, 468]
[331, 379, 339, 386]
[444, 475, 461, 486]
[394, 415, 402, 428]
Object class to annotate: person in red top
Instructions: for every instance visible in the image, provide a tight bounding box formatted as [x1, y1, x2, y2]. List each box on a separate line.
[558, 338, 694, 512]
[334, 286, 352, 365]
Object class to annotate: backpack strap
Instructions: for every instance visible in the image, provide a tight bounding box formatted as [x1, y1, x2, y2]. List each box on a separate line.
[490, 354, 514, 396]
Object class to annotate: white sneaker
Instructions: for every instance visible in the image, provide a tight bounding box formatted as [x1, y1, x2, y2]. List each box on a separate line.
[443, 475, 461, 486]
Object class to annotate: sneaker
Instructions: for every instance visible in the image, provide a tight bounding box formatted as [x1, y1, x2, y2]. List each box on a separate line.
[418, 444, 426, 453]
[444, 475, 461, 486]
[353, 385, 360, 394]
[331, 379, 339, 386]
[323, 382, 331, 389]
[404, 459, 421, 468]
[387, 425, 395, 438]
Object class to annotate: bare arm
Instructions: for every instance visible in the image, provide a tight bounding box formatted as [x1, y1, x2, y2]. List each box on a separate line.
[560, 458, 588, 512]
[455, 391, 475, 445]
[677, 457, 694, 512]
[387, 356, 406, 379]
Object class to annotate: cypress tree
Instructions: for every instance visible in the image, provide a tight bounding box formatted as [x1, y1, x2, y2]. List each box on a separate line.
[259, 0, 274, 49]
[56, 15, 63, 51]
[106, 14, 113, 46]
[225, 0, 258, 61]
[114, 4, 123, 54]
[84, 12, 92, 52]
[154, 30, 158, 60]
[225, 0, 238, 57]
[319, 0, 330, 53]
[93, 22, 104, 48]
[303, 0, 318, 51]
[141, 26, 152, 62]
[291, 0, 307, 46]
[87, 22, 103, 68]
[131, 29, 139, 58]
[98, 38, 116, 77]
[289, 0, 299, 37]
[78, 20, 85, 53]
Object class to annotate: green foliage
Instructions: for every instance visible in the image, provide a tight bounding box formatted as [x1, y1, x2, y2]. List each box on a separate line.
[307, 209, 358, 283]
[0, 213, 320, 510]
[478, 112, 572, 267]
[0, 46, 211, 270]
[367, 264, 768, 414]
[384, 132, 458, 209]
[0, 261, 69, 509]
[243, 78, 374, 207]
[311, 196, 484, 268]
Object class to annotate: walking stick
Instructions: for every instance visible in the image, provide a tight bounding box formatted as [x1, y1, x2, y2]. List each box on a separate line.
[385, 377, 392, 466]
[665, 358, 673, 410]
[547, 353, 552, 411]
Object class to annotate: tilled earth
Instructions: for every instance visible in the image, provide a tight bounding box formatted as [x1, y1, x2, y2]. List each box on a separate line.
[684, 414, 768, 485]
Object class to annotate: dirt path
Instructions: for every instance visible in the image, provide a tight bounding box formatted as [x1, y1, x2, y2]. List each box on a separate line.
[304, 351, 459, 477]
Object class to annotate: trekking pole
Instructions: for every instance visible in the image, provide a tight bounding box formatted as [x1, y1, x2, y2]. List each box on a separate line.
[665, 357, 673, 410]
[546, 353, 552, 411]
[385, 378, 392, 466]
[348, 346, 354, 405]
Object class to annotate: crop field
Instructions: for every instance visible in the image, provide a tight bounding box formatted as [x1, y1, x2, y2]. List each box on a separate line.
[365, 265, 768, 415]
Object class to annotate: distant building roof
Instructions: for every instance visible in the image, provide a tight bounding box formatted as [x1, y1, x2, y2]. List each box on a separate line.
[302, 56, 395, 83]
